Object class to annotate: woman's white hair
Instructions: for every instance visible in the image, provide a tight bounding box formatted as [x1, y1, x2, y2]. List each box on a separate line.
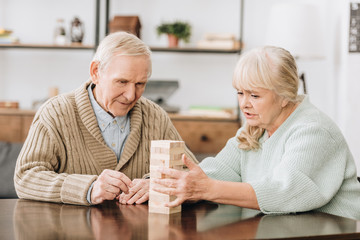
[92, 31, 152, 76]
[233, 46, 300, 150]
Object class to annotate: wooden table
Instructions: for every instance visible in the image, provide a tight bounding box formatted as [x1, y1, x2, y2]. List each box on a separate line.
[1, 199, 360, 240]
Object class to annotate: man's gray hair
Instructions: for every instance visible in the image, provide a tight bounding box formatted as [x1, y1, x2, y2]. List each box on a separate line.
[92, 31, 152, 75]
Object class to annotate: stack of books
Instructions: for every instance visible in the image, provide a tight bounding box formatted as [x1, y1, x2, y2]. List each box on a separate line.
[183, 105, 236, 118]
[0, 28, 19, 44]
[197, 33, 240, 50]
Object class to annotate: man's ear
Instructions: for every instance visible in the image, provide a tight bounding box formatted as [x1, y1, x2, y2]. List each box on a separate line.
[90, 61, 100, 84]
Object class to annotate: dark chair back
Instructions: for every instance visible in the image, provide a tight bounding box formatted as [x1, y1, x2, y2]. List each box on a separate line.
[0, 141, 22, 198]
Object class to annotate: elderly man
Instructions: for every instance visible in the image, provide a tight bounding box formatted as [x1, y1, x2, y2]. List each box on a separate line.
[14, 32, 196, 206]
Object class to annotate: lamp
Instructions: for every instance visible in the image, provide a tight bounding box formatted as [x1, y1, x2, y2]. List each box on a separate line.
[265, 3, 325, 94]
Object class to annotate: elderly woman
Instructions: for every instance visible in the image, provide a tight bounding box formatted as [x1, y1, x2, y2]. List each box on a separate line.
[153, 46, 360, 220]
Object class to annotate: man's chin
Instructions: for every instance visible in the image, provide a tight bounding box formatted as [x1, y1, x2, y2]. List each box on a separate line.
[109, 109, 130, 117]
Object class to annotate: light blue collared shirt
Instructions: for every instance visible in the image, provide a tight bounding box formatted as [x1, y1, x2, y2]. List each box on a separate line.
[87, 83, 130, 161]
[86, 84, 131, 203]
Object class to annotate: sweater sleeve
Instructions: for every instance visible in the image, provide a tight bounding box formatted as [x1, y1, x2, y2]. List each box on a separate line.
[14, 117, 97, 206]
[199, 135, 242, 182]
[248, 124, 347, 214]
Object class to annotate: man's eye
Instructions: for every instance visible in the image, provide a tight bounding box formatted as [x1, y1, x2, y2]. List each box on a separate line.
[117, 81, 127, 86]
[251, 94, 259, 98]
[237, 91, 243, 95]
[136, 82, 146, 87]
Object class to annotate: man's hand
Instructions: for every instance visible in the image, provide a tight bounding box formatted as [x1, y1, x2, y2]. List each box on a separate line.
[91, 169, 132, 205]
[118, 179, 149, 205]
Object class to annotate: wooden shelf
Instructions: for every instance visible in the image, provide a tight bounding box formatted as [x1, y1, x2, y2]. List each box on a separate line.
[0, 43, 95, 50]
[168, 113, 240, 122]
[0, 108, 36, 116]
[150, 46, 241, 54]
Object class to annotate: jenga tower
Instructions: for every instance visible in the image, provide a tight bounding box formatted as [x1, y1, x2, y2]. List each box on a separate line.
[149, 140, 185, 214]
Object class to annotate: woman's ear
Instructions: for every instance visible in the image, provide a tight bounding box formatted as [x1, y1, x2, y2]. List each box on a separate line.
[90, 61, 100, 84]
[281, 98, 289, 108]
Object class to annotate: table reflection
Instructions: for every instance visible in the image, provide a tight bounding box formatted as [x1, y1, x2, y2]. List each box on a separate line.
[12, 199, 358, 240]
[13, 199, 93, 240]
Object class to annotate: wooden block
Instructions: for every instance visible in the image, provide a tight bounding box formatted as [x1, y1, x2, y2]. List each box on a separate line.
[149, 156, 183, 167]
[148, 204, 181, 214]
[148, 212, 181, 240]
[148, 212, 181, 225]
[149, 140, 184, 214]
[149, 190, 176, 203]
[149, 164, 183, 179]
[150, 146, 184, 154]
[149, 165, 167, 179]
[172, 165, 183, 171]
[150, 140, 185, 168]
[150, 140, 185, 150]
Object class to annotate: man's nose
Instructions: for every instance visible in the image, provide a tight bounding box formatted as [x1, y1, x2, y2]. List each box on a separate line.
[123, 84, 136, 102]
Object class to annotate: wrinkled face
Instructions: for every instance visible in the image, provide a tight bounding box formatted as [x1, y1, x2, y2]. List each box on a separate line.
[90, 54, 150, 117]
[237, 87, 288, 135]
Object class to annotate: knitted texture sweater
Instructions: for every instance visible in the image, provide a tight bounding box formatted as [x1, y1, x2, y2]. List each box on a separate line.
[200, 96, 360, 220]
[14, 81, 195, 205]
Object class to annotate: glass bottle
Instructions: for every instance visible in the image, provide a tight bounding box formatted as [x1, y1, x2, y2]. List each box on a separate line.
[54, 18, 67, 45]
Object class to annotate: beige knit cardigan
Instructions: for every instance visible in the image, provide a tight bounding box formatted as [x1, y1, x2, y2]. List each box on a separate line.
[14, 81, 196, 205]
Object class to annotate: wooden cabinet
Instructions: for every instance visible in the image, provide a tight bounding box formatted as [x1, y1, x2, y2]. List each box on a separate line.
[0, 109, 36, 143]
[169, 114, 241, 154]
[0, 109, 241, 155]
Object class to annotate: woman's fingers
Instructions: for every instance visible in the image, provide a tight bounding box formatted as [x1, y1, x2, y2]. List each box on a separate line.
[182, 154, 197, 170]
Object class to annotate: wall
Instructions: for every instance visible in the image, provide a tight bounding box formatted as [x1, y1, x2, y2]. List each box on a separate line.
[1, 0, 360, 171]
[0, 0, 335, 113]
[0, 0, 96, 107]
[338, 0, 360, 174]
[0, 0, 240, 111]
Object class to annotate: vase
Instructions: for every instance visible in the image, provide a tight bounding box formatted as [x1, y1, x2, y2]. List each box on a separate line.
[167, 34, 179, 48]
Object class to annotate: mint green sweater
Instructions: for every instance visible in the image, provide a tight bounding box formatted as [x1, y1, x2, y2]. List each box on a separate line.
[200, 96, 360, 220]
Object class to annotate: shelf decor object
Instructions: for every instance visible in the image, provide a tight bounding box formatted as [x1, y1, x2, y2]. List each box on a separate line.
[70, 17, 85, 43]
[156, 21, 191, 47]
[108, 16, 141, 38]
[197, 33, 240, 50]
[54, 18, 67, 45]
[265, 3, 325, 94]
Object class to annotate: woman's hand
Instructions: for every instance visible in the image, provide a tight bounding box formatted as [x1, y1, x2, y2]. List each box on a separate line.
[152, 154, 212, 207]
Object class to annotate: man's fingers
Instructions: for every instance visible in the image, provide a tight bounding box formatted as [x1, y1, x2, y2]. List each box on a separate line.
[126, 191, 143, 204]
[103, 182, 121, 195]
[120, 179, 149, 205]
[104, 169, 132, 185]
[135, 192, 149, 204]
[102, 170, 132, 193]
[120, 189, 136, 204]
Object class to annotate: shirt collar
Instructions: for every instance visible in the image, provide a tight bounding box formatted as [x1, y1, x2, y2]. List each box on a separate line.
[87, 83, 128, 132]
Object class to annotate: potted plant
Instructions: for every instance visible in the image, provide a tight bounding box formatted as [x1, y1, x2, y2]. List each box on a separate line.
[156, 21, 191, 47]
